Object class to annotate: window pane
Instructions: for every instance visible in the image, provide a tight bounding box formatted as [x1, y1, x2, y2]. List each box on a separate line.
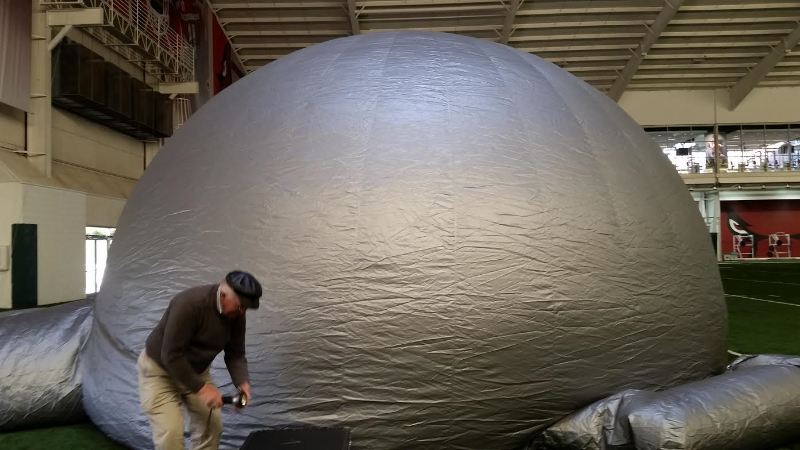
[86, 269, 96, 295]
[97, 240, 109, 290]
[86, 240, 96, 270]
[86, 239, 96, 294]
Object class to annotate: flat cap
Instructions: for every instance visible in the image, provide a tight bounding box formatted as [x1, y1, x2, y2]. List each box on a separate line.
[226, 270, 262, 309]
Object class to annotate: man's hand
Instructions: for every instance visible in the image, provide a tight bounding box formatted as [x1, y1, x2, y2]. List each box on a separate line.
[198, 383, 223, 408]
[239, 382, 252, 405]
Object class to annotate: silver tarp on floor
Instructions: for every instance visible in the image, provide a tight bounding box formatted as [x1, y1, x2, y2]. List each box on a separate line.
[529, 389, 653, 450]
[531, 364, 800, 450]
[628, 365, 800, 450]
[0, 300, 93, 430]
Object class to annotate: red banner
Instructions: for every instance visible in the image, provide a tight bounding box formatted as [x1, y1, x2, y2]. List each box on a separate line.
[721, 200, 800, 258]
[168, 0, 203, 47]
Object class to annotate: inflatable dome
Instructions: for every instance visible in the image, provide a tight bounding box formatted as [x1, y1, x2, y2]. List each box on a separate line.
[82, 31, 727, 450]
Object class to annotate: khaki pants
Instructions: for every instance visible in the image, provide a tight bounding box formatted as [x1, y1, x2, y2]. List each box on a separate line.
[137, 350, 222, 450]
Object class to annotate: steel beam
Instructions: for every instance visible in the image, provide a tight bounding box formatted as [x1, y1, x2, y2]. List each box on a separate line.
[214, 1, 339, 8]
[29, 0, 53, 176]
[500, 0, 520, 45]
[46, 7, 104, 52]
[48, 25, 73, 51]
[346, 0, 360, 35]
[607, 0, 685, 101]
[46, 7, 103, 26]
[158, 82, 200, 95]
[728, 21, 800, 110]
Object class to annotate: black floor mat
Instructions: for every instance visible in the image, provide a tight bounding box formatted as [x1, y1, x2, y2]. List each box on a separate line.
[240, 427, 350, 449]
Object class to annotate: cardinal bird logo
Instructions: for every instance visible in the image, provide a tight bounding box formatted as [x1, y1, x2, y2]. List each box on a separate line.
[726, 211, 767, 257]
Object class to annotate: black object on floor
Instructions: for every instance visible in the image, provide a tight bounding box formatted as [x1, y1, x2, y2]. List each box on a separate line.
[240, 427, 350, 450]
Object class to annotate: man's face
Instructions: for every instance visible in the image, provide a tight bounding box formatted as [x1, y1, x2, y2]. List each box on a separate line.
[221, 290, 247, 318]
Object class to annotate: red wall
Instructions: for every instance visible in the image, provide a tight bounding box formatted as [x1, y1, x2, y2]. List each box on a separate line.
[721, 200, 800, 257]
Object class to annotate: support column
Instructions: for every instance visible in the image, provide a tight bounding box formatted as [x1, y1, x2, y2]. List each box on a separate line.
[346, 0, 360, 35]
[27, 0, 52, 177]
[714, 193, 722, 262]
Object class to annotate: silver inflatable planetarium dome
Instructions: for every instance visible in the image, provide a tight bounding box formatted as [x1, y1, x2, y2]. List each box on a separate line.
[82, 31, 727, 450]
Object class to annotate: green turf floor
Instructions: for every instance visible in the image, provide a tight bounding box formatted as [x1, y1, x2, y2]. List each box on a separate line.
[2, 261, 800, 449]
[0, 423, 126, 449]
[720, 261, 800, 356]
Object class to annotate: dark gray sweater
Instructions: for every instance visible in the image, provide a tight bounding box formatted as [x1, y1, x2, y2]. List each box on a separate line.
[145, 284, 249, 393]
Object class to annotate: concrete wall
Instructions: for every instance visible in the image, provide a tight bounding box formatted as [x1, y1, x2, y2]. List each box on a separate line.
[0, 103, 25, 152]
[619, 87, 800, 126]
[715, 88, 800, 125]
[52, 108, 145, 180]
[21, 184, 86, 304]
[145, 141, 161, 167]
[0, 156, 17, 183]
[0, 182, 23, 309]
[86, 194, 126, 227]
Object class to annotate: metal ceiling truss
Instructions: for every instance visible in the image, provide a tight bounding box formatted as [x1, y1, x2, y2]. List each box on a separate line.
[209, 0, 800, 96]
[728, 21, 800, 110]
[346, 0, 361, 35]
[499, 0, 520, 45]
[607, 0, 686, 101]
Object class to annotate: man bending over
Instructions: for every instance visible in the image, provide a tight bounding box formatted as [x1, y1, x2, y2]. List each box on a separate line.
[137, 270, 261, 450]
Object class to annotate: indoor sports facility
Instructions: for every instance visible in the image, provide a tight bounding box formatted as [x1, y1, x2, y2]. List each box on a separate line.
[1, 1, 800, 450]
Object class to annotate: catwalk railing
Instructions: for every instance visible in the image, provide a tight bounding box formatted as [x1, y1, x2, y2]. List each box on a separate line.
[41, 0, 194, 83]
[648, 125, 800, 176]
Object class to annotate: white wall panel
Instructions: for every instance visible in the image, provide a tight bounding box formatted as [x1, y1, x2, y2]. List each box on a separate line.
[52, 107, 144, 180]
[21, 184, 86, 304]
[0, 182, 22, 308]
[619, 87, 800, 126]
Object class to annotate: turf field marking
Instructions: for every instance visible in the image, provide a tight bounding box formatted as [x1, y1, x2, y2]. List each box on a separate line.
[721, 277, 800, 286]
[725, 294, 800, 308]
[728, 350, 743, 357]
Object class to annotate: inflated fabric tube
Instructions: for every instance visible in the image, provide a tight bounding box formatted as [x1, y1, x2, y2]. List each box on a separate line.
[728, 354, 800, 371]
[82, 31, 727, 450]
[528, 389, 655, 450]
[0, 300, 94, 430]
[628, 365, 800, 450]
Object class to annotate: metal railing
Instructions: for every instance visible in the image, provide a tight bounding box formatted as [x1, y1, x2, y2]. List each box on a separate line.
[173, 95, 192, 131]
[650, 125, 800, 175]
[41, 0, 194, 83]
